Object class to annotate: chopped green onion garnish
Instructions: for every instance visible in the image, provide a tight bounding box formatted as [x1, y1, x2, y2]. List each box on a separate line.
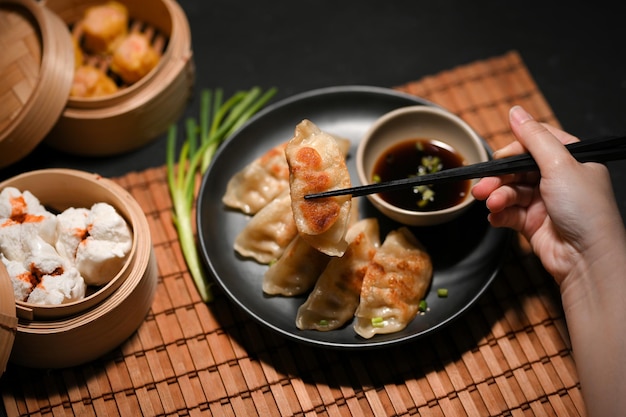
[412, 154, 440, 208]
[372, 174, 381, 183]
[422, 188, 435, 201]
[319, 319, 329, 326]
[418, 300, 428, 312]
[420, 155, 442, 173]
[371, 317, 385, 327]
[437, 288, 448, 298]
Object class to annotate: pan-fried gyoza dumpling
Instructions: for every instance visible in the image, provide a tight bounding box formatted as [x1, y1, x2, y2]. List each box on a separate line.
[262, 195, 362, 297]
[285, 120, 352, 257]
[354, 227, 433, 339]
[223, 142, 290, 215]
[296, 218, 381, 331]
[262, 235, 330, 296]
[223, 136, 351, 216]
[233, 191, 297, 264]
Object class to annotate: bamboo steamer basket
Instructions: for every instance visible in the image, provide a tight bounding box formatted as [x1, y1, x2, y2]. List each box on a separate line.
[0, 169, 157, 370]
[0, 263, 17, 376]
[0, 0, 194, 166]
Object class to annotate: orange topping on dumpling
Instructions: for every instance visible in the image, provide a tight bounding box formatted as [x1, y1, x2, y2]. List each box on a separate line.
[70, 65, 118, 98]
[110, 32, 160, 84]
[81, 1, 129, 54]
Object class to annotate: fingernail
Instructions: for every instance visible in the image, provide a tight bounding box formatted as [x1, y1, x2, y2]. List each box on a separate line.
[509, 105, 533, 124]
[492, 142, 512, 159]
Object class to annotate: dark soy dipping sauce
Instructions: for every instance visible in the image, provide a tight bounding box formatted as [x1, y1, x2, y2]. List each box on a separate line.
[372, 138, 470, 212]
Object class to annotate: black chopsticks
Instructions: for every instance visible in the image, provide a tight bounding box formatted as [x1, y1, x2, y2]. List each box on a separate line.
[304, 135, 626, 200]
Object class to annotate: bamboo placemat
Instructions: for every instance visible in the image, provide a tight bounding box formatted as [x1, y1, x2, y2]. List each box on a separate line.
[1, 50, 585, 417]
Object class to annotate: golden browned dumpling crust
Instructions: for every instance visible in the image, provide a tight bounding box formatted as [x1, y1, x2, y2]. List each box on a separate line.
[296, 218, 380, 331]
[354, 227, 433, 338]
[285, 120, 352, 257]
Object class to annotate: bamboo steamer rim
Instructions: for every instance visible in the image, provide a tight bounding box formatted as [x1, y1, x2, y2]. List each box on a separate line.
[56, 1, 193, 124]
[42, 0, 194, 157]
[0, 0, 74, 168]
[0, 263, 17, 378]
[0, 168, 157, 369]
[56, 0, 182, 109]
[0, 169, 142, 321]
[10, 250, 157, 368]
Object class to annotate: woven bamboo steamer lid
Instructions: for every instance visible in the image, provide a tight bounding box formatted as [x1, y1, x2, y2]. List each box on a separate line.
[0, 169, 157, 369]
[43, 0, 194, 156]
[0, 0, 74, 168]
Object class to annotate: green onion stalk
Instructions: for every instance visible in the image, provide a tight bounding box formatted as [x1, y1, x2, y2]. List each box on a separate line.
[166, 87, 277, 302]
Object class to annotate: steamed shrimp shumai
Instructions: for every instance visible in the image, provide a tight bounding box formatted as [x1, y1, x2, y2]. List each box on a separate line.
[110, 32, 160, 84]
[71, 65, 118, 98]
[81, 1, 129, 54]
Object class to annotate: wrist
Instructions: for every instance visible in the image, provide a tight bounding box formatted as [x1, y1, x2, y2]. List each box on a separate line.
[557, 226, 626, 417]
[560, 226, 626, 311]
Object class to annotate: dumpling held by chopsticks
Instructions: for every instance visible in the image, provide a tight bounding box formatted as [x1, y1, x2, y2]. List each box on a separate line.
[285, 119, 353, 257]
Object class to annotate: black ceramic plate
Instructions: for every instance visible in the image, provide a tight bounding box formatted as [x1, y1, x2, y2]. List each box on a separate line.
[197, 86, 511, 349]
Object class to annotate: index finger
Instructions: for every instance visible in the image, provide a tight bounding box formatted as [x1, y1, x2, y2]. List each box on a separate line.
[493, 115, 578, 160]
[508, 106, 580, 174]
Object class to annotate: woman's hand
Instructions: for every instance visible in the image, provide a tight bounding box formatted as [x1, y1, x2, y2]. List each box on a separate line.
[472, 105, 623, 286]
[472, 105, 626, 417]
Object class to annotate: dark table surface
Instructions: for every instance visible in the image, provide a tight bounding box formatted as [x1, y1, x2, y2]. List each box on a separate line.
[1, 0, 625, 205]
[0, 1, 624, 415]
[2, 0, 625, 221]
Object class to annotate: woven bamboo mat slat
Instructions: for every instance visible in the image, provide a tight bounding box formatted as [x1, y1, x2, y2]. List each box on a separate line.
[1, 50, 586, 417]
